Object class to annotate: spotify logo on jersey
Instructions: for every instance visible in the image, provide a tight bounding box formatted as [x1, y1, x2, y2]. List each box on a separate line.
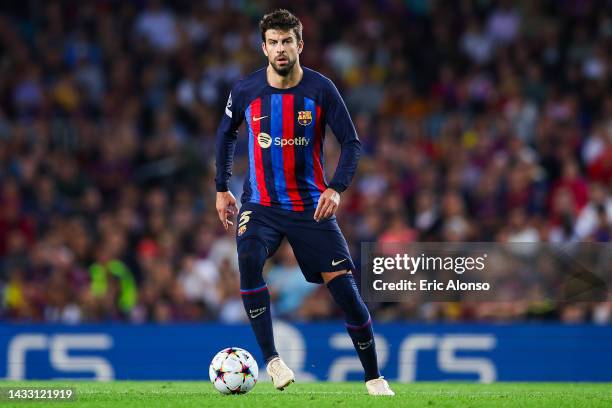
[257, 133, 310, 149]
[257, 132, 272, 148]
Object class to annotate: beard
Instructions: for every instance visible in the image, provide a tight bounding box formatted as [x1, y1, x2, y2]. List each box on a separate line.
[270, 55, 296, 77]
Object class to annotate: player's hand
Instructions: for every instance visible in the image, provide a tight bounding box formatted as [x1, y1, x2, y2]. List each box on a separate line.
[314, 188, 340, 222]
[216, 191, 238, 231]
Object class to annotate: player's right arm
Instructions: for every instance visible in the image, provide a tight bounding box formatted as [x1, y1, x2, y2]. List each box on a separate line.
[215, 82, 244, 230]
[314, 77, 361, 222]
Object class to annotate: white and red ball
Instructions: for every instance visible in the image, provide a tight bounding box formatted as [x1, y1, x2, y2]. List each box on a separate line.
[209, 347, 258, 394]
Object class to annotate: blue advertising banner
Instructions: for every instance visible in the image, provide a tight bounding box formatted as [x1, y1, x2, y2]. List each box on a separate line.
[0, 322, 610, 382]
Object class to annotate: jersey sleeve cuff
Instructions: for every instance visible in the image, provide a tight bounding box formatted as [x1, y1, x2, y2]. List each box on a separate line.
[328, 182, 347, 193]
[216, 182, 229, 192]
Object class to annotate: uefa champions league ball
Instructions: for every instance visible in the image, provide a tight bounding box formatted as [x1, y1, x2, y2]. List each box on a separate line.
[209, 347, 259, 394]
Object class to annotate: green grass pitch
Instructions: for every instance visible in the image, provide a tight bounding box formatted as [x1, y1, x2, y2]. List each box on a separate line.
[1, 381, 611, 407]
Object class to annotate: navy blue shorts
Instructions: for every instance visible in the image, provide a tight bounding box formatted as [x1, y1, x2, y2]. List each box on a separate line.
[236, 202, 355, 284]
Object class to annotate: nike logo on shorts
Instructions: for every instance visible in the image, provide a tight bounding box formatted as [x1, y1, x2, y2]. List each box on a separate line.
[331, 258, 347, 266]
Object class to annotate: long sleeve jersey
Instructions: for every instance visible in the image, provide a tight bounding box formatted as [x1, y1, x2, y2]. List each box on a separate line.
[215, 67, 361, 211]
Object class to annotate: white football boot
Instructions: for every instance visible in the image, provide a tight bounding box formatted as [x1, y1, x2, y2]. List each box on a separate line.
[266, 356, 295, 390]
[365, 376, 395, 396]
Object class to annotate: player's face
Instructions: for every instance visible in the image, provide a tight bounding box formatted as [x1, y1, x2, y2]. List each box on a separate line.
[262, 29, 303, 76]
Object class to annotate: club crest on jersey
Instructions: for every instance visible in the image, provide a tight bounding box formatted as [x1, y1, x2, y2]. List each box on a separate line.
[298, 110, 312, 126]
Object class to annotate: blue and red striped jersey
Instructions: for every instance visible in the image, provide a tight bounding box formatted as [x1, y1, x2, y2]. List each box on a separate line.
[215, 67, 361, 211]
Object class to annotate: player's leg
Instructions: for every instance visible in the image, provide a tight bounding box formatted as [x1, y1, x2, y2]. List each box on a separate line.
[236, 205, 281, 363]
[238, 237, 277, 361]
[322, 271, 394, 396]
[236, 204, 294, 390]
[322, 271, 380, 381]
[286, 216, 394, 395]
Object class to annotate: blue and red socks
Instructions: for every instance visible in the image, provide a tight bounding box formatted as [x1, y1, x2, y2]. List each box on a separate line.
[326, 273, 381, 381]
[238, 239, 278, 363]
[240, 284, 278, 363]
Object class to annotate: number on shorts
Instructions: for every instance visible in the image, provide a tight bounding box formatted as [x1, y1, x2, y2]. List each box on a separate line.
[239, 211, 252, 228]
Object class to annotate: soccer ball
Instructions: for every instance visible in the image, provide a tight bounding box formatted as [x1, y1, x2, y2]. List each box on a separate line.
[209, 347, 259, 394]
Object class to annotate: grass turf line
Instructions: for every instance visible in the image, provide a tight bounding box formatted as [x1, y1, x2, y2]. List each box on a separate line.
[1, 381, 611, 408]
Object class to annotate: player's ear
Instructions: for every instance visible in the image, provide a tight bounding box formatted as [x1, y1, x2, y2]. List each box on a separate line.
[297, 39, 304, 54]
[261, 41, 268, 57]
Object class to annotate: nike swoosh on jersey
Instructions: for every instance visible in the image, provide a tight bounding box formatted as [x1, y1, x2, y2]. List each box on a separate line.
[331, 258, 347, 266]
[252, 115, 268, 122]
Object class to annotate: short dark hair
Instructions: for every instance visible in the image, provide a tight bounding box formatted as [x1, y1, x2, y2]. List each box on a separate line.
[259, 9, 303, 42]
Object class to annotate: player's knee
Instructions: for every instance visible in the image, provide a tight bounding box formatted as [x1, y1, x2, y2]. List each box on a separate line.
[321, 270, 350, 284]
[326, 273, 369, 323]
[238, 238, 267, 265]
[238, 238, 268, 288]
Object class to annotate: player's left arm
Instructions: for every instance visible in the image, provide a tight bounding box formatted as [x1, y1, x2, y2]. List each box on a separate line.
[313, 79, 361, 222]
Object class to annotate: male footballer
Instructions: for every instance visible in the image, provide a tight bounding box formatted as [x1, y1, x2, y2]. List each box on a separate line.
[215, 9, 394, 396]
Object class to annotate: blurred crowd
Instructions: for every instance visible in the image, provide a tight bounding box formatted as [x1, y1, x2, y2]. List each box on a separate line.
[0, 0, 610, 324]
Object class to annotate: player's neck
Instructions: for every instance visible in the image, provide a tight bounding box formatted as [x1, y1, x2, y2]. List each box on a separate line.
[267, 64, 303, 89]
